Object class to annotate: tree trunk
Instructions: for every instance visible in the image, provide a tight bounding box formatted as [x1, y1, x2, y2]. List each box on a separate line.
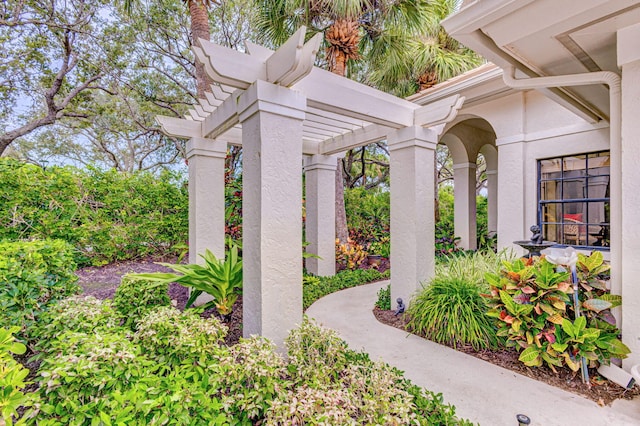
[328, 48, 350, 246]
[188, 0, 214, 98]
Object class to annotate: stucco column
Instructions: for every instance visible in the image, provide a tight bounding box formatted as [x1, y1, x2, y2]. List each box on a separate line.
[187, 138, 227, 262]
[304, 154, 337, 276]
[486, 169, 498, 236]
[453, 162, 477, 250]
[238, 80, 305, 349]
[186, 138, 227, 305]
[618, 23, 640, 369]
[389, 126, 437, 307]
[496, 140, 526, 254]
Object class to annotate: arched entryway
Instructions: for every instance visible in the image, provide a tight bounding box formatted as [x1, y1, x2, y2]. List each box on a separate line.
[439, 117, 497, 250]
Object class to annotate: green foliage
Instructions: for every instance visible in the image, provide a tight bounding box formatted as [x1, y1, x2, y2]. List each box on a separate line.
[18, 299, 469, 425]
[408, 277, 498, 350]
[1, 327, 37, 426]
[484, 252, 629, 372]
[0, 158, 188, 266]
[303, 268, 390, 310]
[369, 236, 391, 258]
[113, 276, 170, 329]
[0, 240, 80, 341]
[375, 284, 391, 310]
[126, 246, 243, 317]
[435, 249, 513, 291]
[134, 307, 228, 365]
[344, 187, 390, 246]
[36, 297, 120, 353]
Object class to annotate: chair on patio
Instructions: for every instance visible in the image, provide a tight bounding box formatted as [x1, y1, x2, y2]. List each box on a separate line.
[563, 218, 601, 246]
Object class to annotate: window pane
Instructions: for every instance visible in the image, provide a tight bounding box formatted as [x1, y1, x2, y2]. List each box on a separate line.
[541, 180, 559, 200]
[562, 177, 586, 200]
[563, 155, 586, 173]
[586, 176, 609, 199]
[540, 159, 561, 179]
[587, 153, 610, 176]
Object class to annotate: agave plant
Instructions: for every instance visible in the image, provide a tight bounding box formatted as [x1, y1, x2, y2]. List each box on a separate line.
[126, 246, 242, 318]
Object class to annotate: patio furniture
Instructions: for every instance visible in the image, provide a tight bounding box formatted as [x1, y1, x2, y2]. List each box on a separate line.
[563, 218, 601, 246]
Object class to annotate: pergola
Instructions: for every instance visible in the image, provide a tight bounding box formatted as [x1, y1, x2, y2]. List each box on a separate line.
[157, 27, 464, 348]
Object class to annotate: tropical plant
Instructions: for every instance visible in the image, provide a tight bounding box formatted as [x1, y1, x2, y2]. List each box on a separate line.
[483, 252, 629, 371]
[0, 327, 37, 426]
[126, 246, 243, 317]
[366, 0, 484, 97]
[434, 249, 512, 290]
[408, 276, 498, 350]
[335, 238, 368, 270]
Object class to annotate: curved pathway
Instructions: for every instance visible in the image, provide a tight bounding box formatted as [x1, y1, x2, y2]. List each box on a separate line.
[306, 281, 640, 426]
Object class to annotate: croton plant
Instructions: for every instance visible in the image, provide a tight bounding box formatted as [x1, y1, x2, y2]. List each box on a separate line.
[483, 251, 630, 372]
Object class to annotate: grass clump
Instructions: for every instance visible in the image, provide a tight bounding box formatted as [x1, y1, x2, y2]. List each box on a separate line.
[408, 276, 497, 350]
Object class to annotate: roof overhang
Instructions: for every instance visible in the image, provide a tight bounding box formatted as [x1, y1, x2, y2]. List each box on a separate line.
[442, 0, 640, 123]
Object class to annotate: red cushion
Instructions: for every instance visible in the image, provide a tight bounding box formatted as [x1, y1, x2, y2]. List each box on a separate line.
[563, 213, 583, 222]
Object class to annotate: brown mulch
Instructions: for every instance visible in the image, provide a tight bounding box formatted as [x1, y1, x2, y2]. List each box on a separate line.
[76, 256, 243, 346]
[372, 307, 640, 406]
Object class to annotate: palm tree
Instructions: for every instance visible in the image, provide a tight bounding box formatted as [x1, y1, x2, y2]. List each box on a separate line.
[255, 0, 430, 245]
[366, 0, 483, 97]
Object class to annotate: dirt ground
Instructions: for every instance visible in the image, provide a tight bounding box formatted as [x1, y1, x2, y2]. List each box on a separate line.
[372, 307, 640, 406]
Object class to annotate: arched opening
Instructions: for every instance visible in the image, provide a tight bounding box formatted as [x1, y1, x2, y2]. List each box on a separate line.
[438, 118, 497, 251]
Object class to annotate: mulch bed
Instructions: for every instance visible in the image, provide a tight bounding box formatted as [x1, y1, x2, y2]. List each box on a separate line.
[372, 307, 640, 406]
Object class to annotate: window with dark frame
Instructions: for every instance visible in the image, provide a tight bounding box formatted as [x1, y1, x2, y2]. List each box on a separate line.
[538, 151, 610, 249]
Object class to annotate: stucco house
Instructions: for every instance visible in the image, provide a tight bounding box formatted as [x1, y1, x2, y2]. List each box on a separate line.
[417, 0, 640, 370]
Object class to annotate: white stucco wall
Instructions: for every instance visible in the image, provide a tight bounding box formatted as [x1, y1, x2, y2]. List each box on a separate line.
[458, 91, 610, 258]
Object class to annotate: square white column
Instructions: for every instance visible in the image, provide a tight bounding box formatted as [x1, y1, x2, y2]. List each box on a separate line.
[389, 126, 438, 306]
[453, 162, 478, 250]
[618, 23, 640, 370]
[304, 154, 338, 277]
[186, 138, 228, 305]
[238, 80, 305, 349]
[496, 140, 526, 254]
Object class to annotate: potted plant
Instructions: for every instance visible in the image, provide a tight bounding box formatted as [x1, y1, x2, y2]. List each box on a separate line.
[368, 237, 390, 267]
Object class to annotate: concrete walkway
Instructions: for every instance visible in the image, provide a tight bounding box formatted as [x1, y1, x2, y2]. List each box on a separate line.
[306, 281, 640, 426]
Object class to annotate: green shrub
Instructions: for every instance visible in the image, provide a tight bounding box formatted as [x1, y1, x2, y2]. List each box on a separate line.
[134, 306, 228, 365]
[303, 268, 389, 309]
[212, 337, 286, 422]
[0, 158, 189, 266]
[0, 327, 37, 426]
[36, 296, 120, 352]
[113, 276, 170, 329]
[375, 284, 391, 310]
[408, 277, 498, 350]
[344, 187, 389, 246]
[0, 240, 80, 341]
[484, 252, 630, 371]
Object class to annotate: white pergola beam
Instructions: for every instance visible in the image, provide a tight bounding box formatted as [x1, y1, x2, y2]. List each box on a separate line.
[294, 68, 417, 128]
[156, 116, 202, 139]
[319, 124, 390, 155]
